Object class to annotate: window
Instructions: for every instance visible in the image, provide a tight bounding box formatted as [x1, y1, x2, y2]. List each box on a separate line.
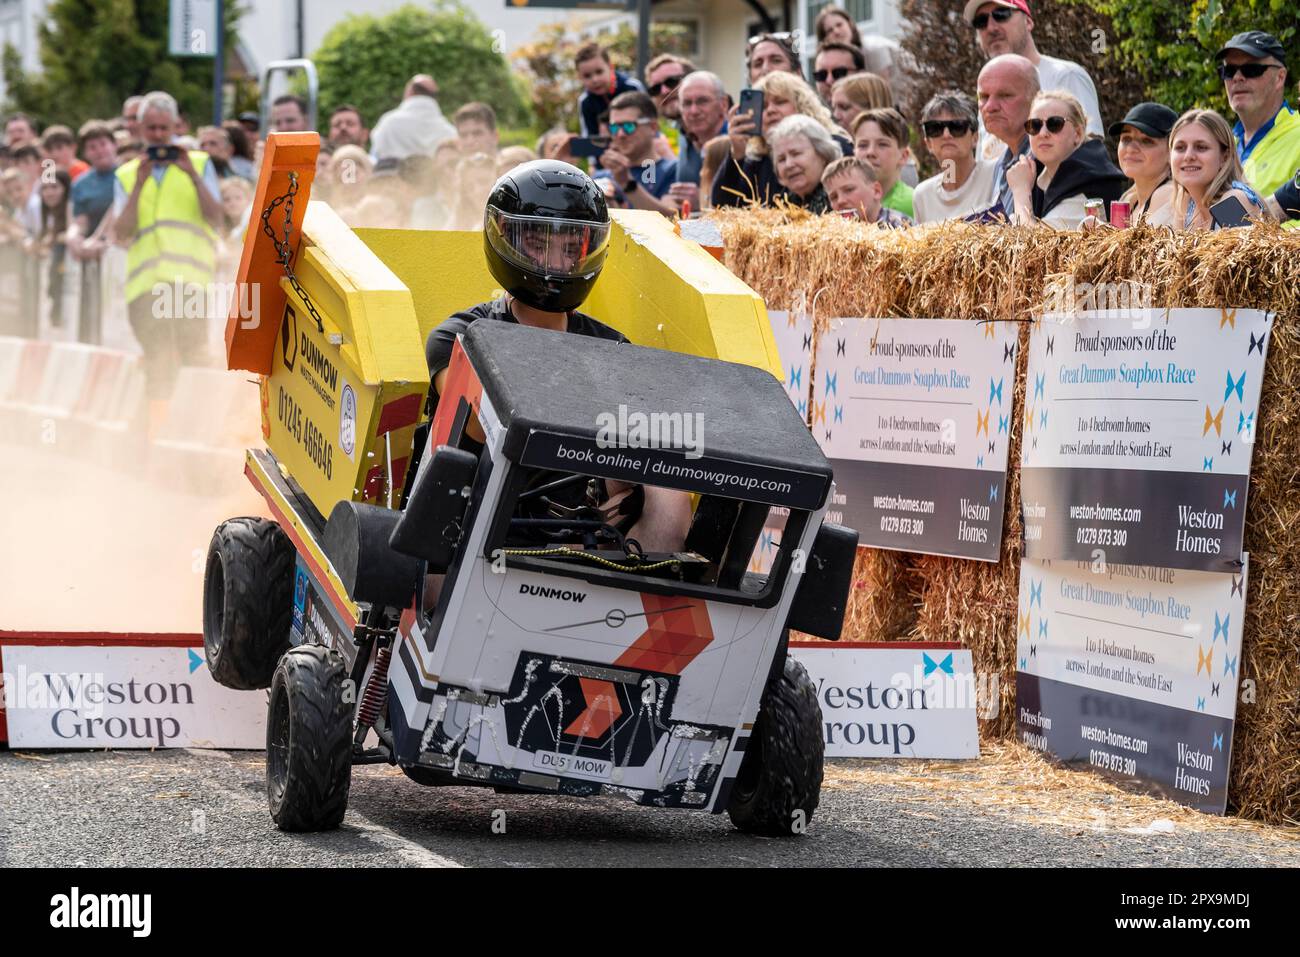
[657, 16, 702, 61]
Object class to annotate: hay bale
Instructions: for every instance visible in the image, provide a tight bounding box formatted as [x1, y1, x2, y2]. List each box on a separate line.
[712, 208, 1300, 824]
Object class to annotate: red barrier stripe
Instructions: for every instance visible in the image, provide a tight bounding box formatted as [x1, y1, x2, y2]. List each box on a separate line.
[0, 630, 201, 646]
[376, 392, 422, 436]
[13, 341, 50, 402]
[72, 352, 117, 417]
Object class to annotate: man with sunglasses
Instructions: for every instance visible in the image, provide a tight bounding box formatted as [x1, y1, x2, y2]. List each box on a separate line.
[965, 1, 1103, 147]
[813, 42, 866, 105]
[594, 91, 679, 217]
[1216, 32, 1300, 202]
[646, 54, 695, 125]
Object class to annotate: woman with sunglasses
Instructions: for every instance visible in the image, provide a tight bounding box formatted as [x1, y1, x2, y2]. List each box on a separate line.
[1006, 90, 1126, 228]
[712, 71, 850, 209]
[1109, 102, 1178, 225]
[1167, 109, 1267, 231]
[912, 91, 997, 222]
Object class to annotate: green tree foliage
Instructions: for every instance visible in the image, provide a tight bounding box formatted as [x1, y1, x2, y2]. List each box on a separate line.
[513, 19, 693, 133]
[1079, 0, 1299, 113]
[313, 2, 529, 133]
[2, 0, 241, 129]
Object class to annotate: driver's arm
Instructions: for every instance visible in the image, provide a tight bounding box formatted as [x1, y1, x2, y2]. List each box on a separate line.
[606, 479, 692, 552]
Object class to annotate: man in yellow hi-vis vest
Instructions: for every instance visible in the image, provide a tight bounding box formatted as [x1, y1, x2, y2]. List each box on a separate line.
[114, 90, 225, 431]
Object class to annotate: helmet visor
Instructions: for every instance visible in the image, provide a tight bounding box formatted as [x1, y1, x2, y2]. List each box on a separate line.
[486, 206, 610, 280]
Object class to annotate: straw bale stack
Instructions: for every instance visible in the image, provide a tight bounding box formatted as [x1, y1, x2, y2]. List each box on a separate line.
[713, 208, 1300, 823]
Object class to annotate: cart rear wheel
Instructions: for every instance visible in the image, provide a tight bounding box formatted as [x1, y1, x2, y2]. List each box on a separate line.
[727, 655, 823, 836]
[267, 645, 353, 831]
[203, 516, 295, 689]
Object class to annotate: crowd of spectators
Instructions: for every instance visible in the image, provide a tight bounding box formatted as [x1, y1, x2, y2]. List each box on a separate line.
[537, 2, 1300, 235]
[3, 0, 1300, 368]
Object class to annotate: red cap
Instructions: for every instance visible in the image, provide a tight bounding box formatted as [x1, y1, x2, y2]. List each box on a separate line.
[963, 0, 1031, 25]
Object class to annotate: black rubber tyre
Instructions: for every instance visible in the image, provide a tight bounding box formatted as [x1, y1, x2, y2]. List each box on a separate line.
[266, 645, 353, 831]
[727, 655, 823, 836]
[203, 517, 296, 690]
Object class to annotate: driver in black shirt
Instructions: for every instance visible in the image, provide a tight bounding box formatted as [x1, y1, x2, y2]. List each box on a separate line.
[425, 159, 692, 554]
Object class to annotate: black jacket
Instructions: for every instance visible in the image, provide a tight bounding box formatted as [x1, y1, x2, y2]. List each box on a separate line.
[711, 133, 852, 209]
[1032, 138, 1128, 219]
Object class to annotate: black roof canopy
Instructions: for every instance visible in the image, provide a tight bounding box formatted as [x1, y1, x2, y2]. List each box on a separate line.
[460, 320, 832, 511]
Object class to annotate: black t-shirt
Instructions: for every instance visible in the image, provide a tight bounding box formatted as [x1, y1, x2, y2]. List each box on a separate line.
[424, 297, 635, 538]
[425, 296, 629, 379]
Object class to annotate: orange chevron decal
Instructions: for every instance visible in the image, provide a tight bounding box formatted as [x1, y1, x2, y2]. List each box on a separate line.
[616, 595, 715, 675]
[1203, 405, 1224, 437]
[1019, 612, 1031, 639]
[1197, 645, 1213, 676]
[1219, 308, 1236, 330]
[563, 678, 622, 740]
[562, 596, 714, 742]
[977, 408, 990, 436]
[814, 400, 827, 425]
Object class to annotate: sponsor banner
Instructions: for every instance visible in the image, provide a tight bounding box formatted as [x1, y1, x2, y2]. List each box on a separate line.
[811, 316, 1018, 560]
[766, 310, 813, 417]
[519, 429, 830, 511]
[791, 644, 981, 758]
[748, 310, 812, 573]
[1, 644, 265, 749]
[1015, 556, 1247, 813]
[1022, 308, 1271, 571]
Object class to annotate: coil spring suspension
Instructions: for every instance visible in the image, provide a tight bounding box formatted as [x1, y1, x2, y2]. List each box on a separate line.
[354, 645, 392, 743]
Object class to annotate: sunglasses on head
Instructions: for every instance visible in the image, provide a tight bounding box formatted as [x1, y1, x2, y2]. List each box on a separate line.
[648, 74, 682, 97]
[1217, 62, 1281, 81]
[923, 119, 974, 137]
[609, 119, 653, 136]
[972, 7, 1017, 30]
[749, 31, 795, 48]
[813, 66, 854, 83]
[1026, 116, 1068, 135]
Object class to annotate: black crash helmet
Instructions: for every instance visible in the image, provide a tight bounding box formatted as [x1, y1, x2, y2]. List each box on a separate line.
[483, 159, 611, 312]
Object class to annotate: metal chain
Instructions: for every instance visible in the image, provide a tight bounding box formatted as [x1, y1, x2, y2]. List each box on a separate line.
[260, 171, 325, 334]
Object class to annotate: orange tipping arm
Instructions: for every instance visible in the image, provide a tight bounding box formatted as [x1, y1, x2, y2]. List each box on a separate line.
[225, 132, 320, 375]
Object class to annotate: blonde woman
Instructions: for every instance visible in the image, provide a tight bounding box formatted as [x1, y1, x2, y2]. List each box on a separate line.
[1005, 89, 1126, 228]
[712, 70, 850, 208]
[1168, 109, 1266, 231]
[829, 72, 892, 129]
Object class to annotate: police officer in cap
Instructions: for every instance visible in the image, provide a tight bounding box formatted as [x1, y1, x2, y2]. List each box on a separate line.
[426, 159, 691, 553]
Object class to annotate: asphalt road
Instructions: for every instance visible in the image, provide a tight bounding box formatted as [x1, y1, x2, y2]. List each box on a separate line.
[2, 748, 1297, 868]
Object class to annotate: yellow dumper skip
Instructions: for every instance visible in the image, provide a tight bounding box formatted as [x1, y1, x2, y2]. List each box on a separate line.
[228, 134, 779, 532]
